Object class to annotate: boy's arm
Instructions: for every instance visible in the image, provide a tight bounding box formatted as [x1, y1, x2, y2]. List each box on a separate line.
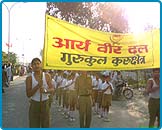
[46, 73, 54, 94]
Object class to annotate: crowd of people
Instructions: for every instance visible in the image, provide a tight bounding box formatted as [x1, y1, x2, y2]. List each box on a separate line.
[26, 58, 126, 128]
[2, 63, 29, 93]
[1, 59, 159, 128]
[44, 69, 125, 126]
[2, 58, 160, 128]
[22, 57, 160, 128]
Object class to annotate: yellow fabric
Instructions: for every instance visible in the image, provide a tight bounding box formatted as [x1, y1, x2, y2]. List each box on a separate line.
[43, 14, 160, 70]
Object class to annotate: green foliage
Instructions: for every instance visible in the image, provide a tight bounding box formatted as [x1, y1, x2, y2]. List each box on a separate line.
[127, 77, 137, 88]
[138, 80, 147, 88]
[46, 2, 129, 33]
[9, 52, 17, 65]
[2, 51, 18, 66]
[2, 51, 8, 63]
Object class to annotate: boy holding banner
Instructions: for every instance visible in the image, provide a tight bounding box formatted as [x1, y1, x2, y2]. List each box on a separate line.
[26, 58, 54, 128]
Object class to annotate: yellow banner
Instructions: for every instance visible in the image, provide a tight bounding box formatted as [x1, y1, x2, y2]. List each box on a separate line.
[43, 14, 160, 70]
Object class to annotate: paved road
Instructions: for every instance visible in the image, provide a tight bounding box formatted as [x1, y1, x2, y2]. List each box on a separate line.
[2, 76, 149, 128]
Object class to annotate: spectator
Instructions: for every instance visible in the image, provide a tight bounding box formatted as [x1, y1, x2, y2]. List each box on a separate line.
[6, 63, 12, 86]
[146, 68, 160, 128]
[2, 65, 8, 93]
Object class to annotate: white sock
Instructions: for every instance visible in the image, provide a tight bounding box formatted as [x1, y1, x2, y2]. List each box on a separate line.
[95, 103, 98, 112]
[71, 111, 74, 118]
[105, 111, 108, 118]
[64, 108, 66, 112]
[93, 106, 95, 111]
[99, 108, 102, 115]
[69, 111, 72, 117]
[101, 109, 103, 116]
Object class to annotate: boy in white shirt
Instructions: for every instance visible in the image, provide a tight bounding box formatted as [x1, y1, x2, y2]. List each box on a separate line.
[101, 75, 113, 122]
[60, 73, 68, 112]
[66, 73, 77, 121]
[97, 75, 105, 118]
[92, 72, 102, 114]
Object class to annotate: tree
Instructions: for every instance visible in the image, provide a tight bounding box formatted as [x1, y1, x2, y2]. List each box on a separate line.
[2, 51, 18, 66]
[2, 51, 8, 64]
[46, 2, 129, 33]
[96, 3, 128, 33]
[9, 52, 18, 65]
[144, 23, 155, 32]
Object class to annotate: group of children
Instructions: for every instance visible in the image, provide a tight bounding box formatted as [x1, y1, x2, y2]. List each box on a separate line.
[47, 70, 114, 122]
[91, 72, 113, 121]
[49, 70, 79, 121]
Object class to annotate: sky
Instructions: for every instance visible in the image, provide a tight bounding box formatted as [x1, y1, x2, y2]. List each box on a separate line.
[2, 2, 46, 64]
[2, 2, 160, 64]
[119, 2, 160, 33]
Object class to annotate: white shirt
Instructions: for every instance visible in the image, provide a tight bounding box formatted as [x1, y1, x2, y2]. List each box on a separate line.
[74, 73, 79, 81]
[98, 80, 104, 90]
[52, 79, 57, 89]
[66, 79, 75, 90]
[55, 75, 62, 87]
[149, 78, 160, 99]
[92, 78, 102, 90]
[31, 72, 49, 101]
[102, 81, 113, 95]
[6, 66, 12, 78]
[60, 78, 67, 89]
